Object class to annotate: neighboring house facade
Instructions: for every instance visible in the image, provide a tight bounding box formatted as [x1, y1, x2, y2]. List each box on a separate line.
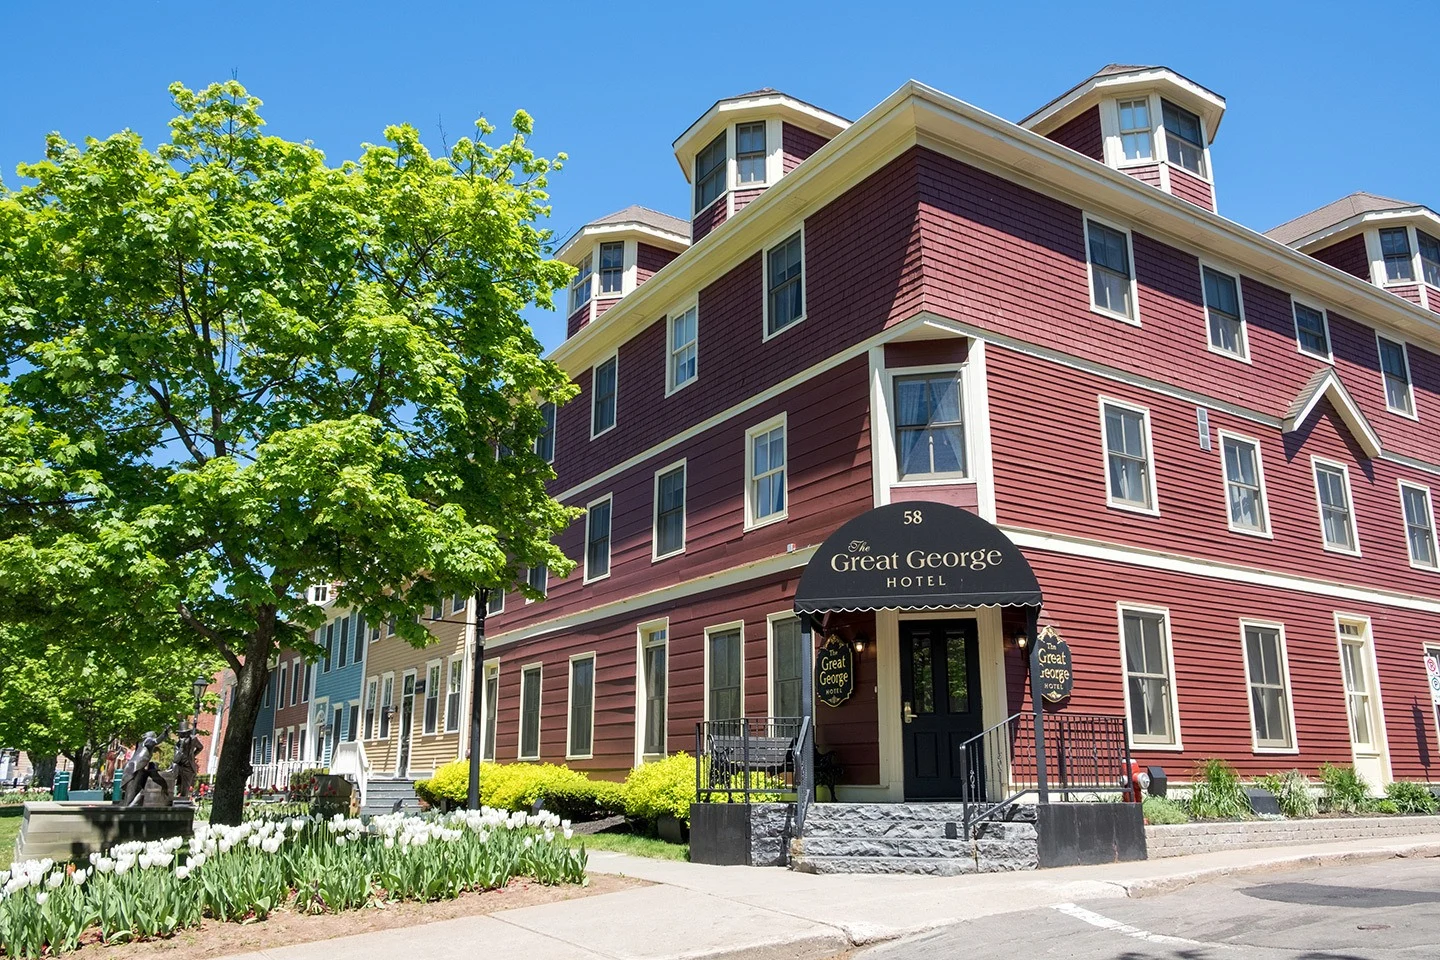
[472, 67, 1440, 798]
[307, 587, 368, 768]
[271, 647, 310, 767]
[251, 665, 276, 770]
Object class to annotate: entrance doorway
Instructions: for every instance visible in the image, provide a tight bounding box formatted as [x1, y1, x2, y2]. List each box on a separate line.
[900, 619, 984, 799]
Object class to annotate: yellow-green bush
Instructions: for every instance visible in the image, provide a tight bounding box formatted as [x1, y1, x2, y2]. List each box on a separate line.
[623, 752, 696, 824]
[416, 760, 626, 820]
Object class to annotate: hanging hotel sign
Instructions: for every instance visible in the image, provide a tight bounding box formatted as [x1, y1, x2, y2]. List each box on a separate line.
[1035, 625, 1073, 703]
[793, 501, 1043, 615]
[816, 635, 855, 708]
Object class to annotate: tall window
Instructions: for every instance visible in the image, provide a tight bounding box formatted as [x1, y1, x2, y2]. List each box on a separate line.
[1102, 401, 1155, 511]
[347, 704, 359, 742]
[654, 464, 686, 559]
[641, 626, 668, 756]
[379, 676, 394, 738]
[694, 132, 727, 212]
[1338, 622, 1375, 750]
[302, 659, 311, 702]
[1314, 461, 1357, 552]
[747, 419, 787, 526]
[263, 672, 273, 707]
[598, 241, 625, 295]
[1293, 301, 1330, 358]
[336, 615, 349, 669]
[352, 615, 365, 664]
[568, 654, 595, 758]
[894, 373, 966, 479]
[526, 565, 548, 598]
[1221, 434, 1268, 534]
[1121, 609, 1177, 746]
[568, 252, 593, 314]
[1401, 482, 1438, 568]
[330, 705, 343, 756]
[668, 306, 698, 391]
[290, 658, 303, 705]
[1379, 227, 1414, 283]
[585, 497, 612, 581]
[1244, 623, 1293, 749]
[1202, 267, 1246, 357]
[1161, 99, 1204, 175]
[482, 664, 499, 761]
[1086, 219, 1135, 320]
[591, 356, 617, 436]
[736, 121, 767, 184]
[445, 658, 463, 732]
[1377, 335, 1414, 415]
[423, 663, 441, 735]
[1117, 98, 1153, 161]
[323, 621, 334, 673]
[766, 232, 805, 336]
[535, 401, 556, 463]
[707, 627, 743, 721]
[770, 617, 803, 718]
[364, 679, 378, 739]
[1420, 231, 1440, 287]
[277, 662, 288, 709]
[519, 664, 542, 760]
[486, 589, 504, 616]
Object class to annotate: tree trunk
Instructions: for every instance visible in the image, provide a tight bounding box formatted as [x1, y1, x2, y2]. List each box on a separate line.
[210, 616, 275, 825]
[69, 748, 93, 790]
[32, 755, 55, 789]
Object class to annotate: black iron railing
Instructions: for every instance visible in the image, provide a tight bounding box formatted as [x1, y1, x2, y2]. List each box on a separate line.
[695, 717, 807, 803]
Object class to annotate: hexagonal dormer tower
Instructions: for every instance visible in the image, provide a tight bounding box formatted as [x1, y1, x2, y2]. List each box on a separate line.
[674, 89, 849, 242]
[558, 205, 691, 338]
[1022, 64, 1226, 213]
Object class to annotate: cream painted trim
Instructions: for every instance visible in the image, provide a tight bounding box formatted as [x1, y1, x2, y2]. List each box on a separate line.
[703, 620, 746, 724]
[634, 618, 670, 766]
[761, 226, 807, 342]
[874, 609, 903, 799]
[1397, 478, 1440, 571]
[1098, 395, 1161, 516]
[565, 652, 597, 761]
[582, 493, 614, 584]
[1082, 212, 1141, 326]
[651, 459, 688, 562]
[664, 302, 699, 397]
[744, 412, 789, 531]
[1199, 261, 1250, 363]
[556, 222, 688, 263]
[968, 340, 998, 523]
[517, 662, 543, 762]
[1117, 603, 1184, 751]
[1282, 368, 1384, 460]
[1312, 456, 1362, 557]
[1334, 613, 1392, 785]
[672, 92, 848, 176]
[1238, 619, 1300, 754]
[869, 345, 892, 507]
[480, 659, 500, 762]
[1291, 296, 1334, 364]
[1375, 332, 1419, 420]
[1216, 430, 1273, 539]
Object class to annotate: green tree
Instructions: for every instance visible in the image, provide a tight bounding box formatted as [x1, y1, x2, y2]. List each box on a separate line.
[0, 81, 577, 823]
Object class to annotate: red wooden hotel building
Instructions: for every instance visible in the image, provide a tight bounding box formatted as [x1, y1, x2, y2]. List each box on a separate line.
[477, 66, 1440, 841]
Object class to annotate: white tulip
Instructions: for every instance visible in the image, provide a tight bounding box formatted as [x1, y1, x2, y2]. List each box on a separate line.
[176, 865, 191, 881]
[46, 872, 64, 889]
[35, 891, 48, 906]
[72, 869, 88, 887]
[563, 828, 573, 840]
[115, 859, 133, 876]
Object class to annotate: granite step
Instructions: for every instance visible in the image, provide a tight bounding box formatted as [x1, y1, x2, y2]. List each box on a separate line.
[790, 855, 979, 876]
[792, 835, 975, 859]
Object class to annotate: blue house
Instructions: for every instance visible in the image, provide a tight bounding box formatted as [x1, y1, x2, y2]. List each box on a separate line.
[308, 602, 369, 768]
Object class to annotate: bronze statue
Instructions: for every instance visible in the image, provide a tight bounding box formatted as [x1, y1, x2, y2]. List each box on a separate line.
[120, 731, 170, 807]
[170, 727, 202, 803]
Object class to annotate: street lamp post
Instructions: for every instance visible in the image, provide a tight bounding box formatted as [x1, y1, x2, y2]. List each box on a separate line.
[467, 589, 490, 810]
[191, 675, 208, 730]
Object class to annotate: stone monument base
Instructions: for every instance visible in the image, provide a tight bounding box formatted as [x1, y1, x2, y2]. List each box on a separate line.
[15, 802, 195, 862]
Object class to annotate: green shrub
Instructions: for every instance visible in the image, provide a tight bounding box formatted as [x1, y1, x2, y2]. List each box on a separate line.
[414, 761, 627, 819]
[1385, 780, 1439, 815]
[1186, 758, 1251, 820]
[1253, 770, 1318, 819]
[624, 752, 696, 825]
[1142, 795, 1189, 825]
[536, 776, 628, 821]
[1318, 762, 1373, 814]
[1374, 799, 1400, 815]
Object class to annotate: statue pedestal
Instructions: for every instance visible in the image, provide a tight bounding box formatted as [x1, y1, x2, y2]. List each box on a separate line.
[15, 802, 194, 862]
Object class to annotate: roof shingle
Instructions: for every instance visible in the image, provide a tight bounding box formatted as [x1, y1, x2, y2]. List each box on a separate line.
[1266, 191, 1420, 246]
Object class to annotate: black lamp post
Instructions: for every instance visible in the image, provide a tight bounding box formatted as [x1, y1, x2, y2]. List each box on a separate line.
[191, 675, 208, 728]
[467, 588, 489, 810]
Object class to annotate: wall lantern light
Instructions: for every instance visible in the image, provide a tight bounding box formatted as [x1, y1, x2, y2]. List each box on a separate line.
[851, 633, 869, 654]
[1012, 631, 1031, 651]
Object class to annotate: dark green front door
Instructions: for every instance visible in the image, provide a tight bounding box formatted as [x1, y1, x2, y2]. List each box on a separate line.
[900, 619, 984, 799]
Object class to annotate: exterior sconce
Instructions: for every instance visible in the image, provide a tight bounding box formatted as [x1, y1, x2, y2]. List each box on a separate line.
[1013, 631, 1031, 651]
[851, 633, 869, 654]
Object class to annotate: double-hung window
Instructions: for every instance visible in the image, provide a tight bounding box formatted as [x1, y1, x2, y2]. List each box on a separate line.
[1314, 460, 1358, 553]
[486, 589, 504, 616]
[567, 654, 595, 758]
[585, 497, 612, 582]
[323, 622, 334, 673]
[445, 658, 463, 732]
[1161, 99, 1205, 175]
[668, 305, 698, 392]
[568, 252, 593, 315]
[770, 616, 803, 719]
[736, 121, 767, 184]
[1202, 267, 1246, 358]
[1102, 400, 1156, 511]
[746, 417, 787, 527]
[598, 241, 624, 295]
[364, 679, 378, 739]
[277, 663, 288, 709]
[1401, 482, 1438, 569]
[1243, 623, 1294, 750]
[1085, 219, 1135, 321]
[1338, 621, 1376, 751]
[1377, 335, 1414, 416]
[654, 463, 686, 559]
[535, 401, 556, 463]
[893, 372, 966, 479]
[1293, 301, 1330, 359]
[707, 626, 743, 722]
[347, 704, 359, 742]
[482, 663, 499, 760]
[423, 662, 441, 735]
[291, 659, 303, 705]
[352, 615, 365, 664]
[694, 132, 727, 212]
[1379, 227, 1415, 283]
[765, 232, 805, 336]
[1117, 98, 1153, 161]
[379, 676, 393, 738]
[336, 615, 349, 669]
[640, 625, 668, 756]
[519, 664, 542, 760]
[1419, 231, 1440, 287]
[526, 564, 548, 598]
[1221, 433, 1269, 535]
[591, 355, 617, 436]
[1121, 608, 1178, 746]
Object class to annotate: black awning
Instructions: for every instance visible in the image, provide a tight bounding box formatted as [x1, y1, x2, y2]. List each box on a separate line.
[793, 501, 1042, 614]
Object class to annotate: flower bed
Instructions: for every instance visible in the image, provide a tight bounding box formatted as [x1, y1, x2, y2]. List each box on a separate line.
[0, 809, 585, 958]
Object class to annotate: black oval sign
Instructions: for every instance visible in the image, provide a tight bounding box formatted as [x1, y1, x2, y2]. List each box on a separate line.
[816, 635, 855, 708]
[1036, 626, 1073, 703]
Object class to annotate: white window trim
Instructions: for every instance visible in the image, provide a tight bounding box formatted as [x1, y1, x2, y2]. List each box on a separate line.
[886, 365, 972, 484]
[363, 676, 379, 740]
[444, 654, 465, 734]
[565, 652, 597, 761]
[1398, 478, 1440, 571]
[378, 672, 395, 740]
[422, 659, 442, 736]
[731, 118, 780, 191]
[1370, 225, 1424, 289]
[761, 226, 807, 342]
[1238, 619, 1299, 753]
[486, 587, 505, 617]
[594, 239, 636, 302]
[744, 412, 789, 531]
[1101, 93, 1161, 170]
[664, 301, 700, 397]
[1375, 332, 1418, 420]
[1155, 96, 1213, 184]
[1082, 212, 1141, 326]
[1290, 296, 1334, 364]
[1199, 261, 1250, 362]
[524, 565, 549, 604]
[1098, 396, 1161, 516]
[589, 351, 619, 440]
[481, 659, 500, 762]
[703, 620, 746, 724]
[1311, 456, 1362, 557]
[277, 661, 288, 710]
[1117, 603, 1184, 751]
[765, 611, 803, 718]
[583, 492, 614, 584]
[634, 618, 670, 765]
[1217, 429, 1273, 539]
[568, 251, 595, 317]
[535, 401, 557, 466]
[517, 662, 543, 762]
[651, 459, 688, 562]
[1333, 613, 1389, 768]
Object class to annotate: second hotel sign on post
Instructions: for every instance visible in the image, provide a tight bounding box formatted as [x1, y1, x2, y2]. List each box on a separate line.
[816, 635, 855, 708]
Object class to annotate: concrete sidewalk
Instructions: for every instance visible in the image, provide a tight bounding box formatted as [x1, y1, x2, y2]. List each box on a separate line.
[220, 833, 1440, 960]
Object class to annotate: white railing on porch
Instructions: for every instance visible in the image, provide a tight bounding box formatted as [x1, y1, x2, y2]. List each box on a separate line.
[246, 759, 314, 792]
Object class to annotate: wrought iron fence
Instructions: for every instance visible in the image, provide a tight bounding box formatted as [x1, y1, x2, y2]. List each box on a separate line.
[694, 717, 808, 803]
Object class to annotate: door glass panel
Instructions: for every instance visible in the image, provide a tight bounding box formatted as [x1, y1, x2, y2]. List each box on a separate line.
[946, 632, 969, 714]
[911, 635, 934, 714]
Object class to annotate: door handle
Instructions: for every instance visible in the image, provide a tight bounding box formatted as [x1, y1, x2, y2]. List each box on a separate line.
[903, 702, 915, 724]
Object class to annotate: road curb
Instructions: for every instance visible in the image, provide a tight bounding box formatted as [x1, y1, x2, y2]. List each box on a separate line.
[1120, 841, 1440, 898]
[669, 929, 852, 960]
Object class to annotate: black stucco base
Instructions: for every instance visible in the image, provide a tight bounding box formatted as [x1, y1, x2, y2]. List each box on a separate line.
[1037, 802, 1147, 868]
[689, 804, 752, 865]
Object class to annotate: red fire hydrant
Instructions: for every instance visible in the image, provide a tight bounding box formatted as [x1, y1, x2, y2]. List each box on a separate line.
[1123, 760, 1151, 803]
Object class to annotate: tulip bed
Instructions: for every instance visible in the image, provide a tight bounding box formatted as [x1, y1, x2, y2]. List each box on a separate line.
[0, 808, 586, 958]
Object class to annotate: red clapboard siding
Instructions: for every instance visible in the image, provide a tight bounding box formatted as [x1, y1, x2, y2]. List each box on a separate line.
[733, 188, 764, 213]
[1044, 107, 1103, 162]
[1308, 235, 1371, 281]
[594, 298, 619, 319]
[782, 123, 829, 174]
[566, 303, 591, 338]
[1429, 285, 1440, 316]
[884, 338, 969, 367]
[1389, 283, 1423, 306]
[692, 199, 727, 242]
[637, 242, 680, 285]
[1168, 166, 1215, 211]
[1123, 163, 1162, 188]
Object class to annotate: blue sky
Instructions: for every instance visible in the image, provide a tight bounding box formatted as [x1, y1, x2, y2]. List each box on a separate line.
[3, 0, 1435, 351]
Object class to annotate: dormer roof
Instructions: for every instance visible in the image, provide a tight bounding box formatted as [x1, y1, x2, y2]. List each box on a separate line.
[1021, 63, 1226, 142]
[556, 205, 690, 264]
[1266, 191, 1437, 248]
[672, 89, 849, 178]
[1283, 367, 1382, 459]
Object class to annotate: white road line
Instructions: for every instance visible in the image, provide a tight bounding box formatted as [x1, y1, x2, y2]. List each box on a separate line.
[1051, 902, 1218, 948]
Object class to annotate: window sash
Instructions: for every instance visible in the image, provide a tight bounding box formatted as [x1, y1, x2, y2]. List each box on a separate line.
[487, 589, 504, 616]
[766, 234, 804, 334]
[423, 664, 440, 734]
[1339, 639, 1373, 748]
[694, 132, 727, 211]
[656, 466, 686, 556]
[445, 659, 463, 732]
[536, 402, 556, 462]
[592, 357, 617, 434]
[893, 373, 967, 479]
[1161, 99, 1204, 174]
[519, 667, 542, 759]
[1203, 268, 1244, 355]
[569, 253, 593, 314]
[1315, 465, 1356, 550]
[735, 121, 767, 184]
[1104, 405, 1152, 508]
[1403, 486, 1437, 567]
[1380, 228, 1415, 282]
[750, 425, 787, 521]
[277, 664, 288, 709]
[669, 307, 698, 389]
[708, 629, 743, 721]
[1087, 221, 1133, 318]
[598, 242, 625, 294]
[1116, 99, 1153, 161]
[568, 657, 595, 756]
[364, 680, 378, 739]
[771, 618, 803, 718]
[587, 501, 612, 579]
[642, 632, 668, 755]
[527, 565, 548, 596]
[1122, 611, 1174, 744]
[1378, 337, 1413, 414]
[1244, 626, 1292, 748]
[1294, 303, 1329, 356]
[1222, 437, 1266, 532]
[483, 669, 499, 760]
[291, 660, 303, 705]
[379, 677, 393, 738]
[1419, 231, 1440, 287]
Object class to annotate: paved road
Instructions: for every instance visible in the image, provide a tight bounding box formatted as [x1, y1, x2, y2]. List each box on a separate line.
[853, 858, 1440, 959]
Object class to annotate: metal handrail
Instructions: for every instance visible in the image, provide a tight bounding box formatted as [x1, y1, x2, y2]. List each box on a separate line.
[958, 713, 1027, 832]
[794, 716, 812, 832]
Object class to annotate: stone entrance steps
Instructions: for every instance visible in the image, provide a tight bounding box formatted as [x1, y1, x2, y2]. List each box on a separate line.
[790, 802, 1037, 875]
[361, 777, 421, 817]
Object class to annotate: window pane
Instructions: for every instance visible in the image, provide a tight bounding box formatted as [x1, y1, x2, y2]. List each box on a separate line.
[772, 618, 803, 718]
[1404, 487, 1436, 566]
[767, 234, 804, 334]
[483, 671, 498, 760]
[893, 374, 966, 479]
[946, 632, 969, 714]
[1223, 438, 1265, 531]
[592, 358, 617, 434]
[1294, 303, 1329, 356]
[656, 466, 686, 555]
[709, 629, 743, 721]
[1161, 99, 1205, 174]
[520, 667, 542, 758]
[1117, 99, 1153, 161]
[736, 121, 767, 184]
[587, 501, 611, 578]
[1419, 231, 1440, 287]
[695, 132, 727, 211]
[911, 637, 934, 714]
[569, 658, 594, 756]
[1123, 612, 1173, 743]
[643, 635, 667, 754]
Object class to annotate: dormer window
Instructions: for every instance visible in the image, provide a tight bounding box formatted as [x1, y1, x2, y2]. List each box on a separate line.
[695, 133, 727, 212]
[1161, 100, 1205, 175]
[569, 253, 594, 314]
[1418, 231, 1440, 286]
[1117, 99, 1153, 161]
[598, 242, 624, 295]
[736, 122, 767, 184]
[1379, 227, 1414, 282]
